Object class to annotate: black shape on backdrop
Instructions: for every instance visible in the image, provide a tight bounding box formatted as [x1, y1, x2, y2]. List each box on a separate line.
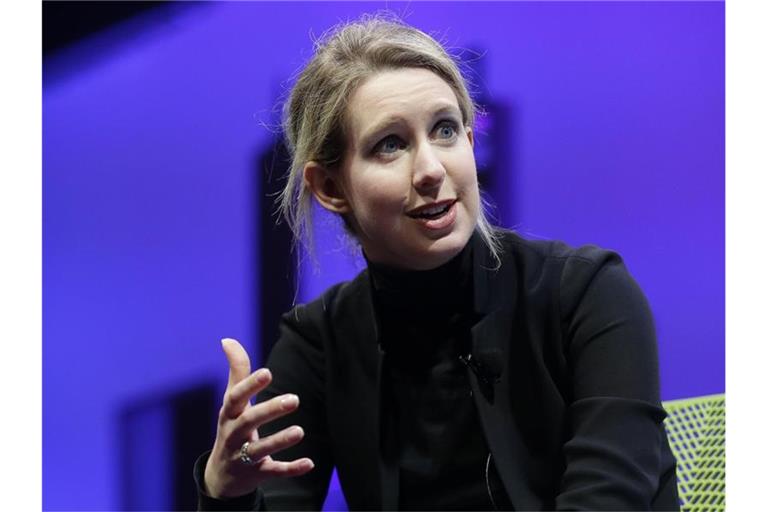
[43, 1, 168, 56]
[462, 45, 516, 227]
[171, 385, 218, 511]
[119, 382, 218, 511]
[256, 139, 297, 365]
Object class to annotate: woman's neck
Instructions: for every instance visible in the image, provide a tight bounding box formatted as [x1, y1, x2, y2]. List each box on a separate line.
[366, 240, 474, 315]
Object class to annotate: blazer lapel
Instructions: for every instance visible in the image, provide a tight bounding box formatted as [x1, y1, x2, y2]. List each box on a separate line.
[327, 271, 399, 510]
[469, 234, 543, 511]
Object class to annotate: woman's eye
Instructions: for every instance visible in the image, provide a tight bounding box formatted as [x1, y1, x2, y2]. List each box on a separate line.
[375, 136, 404, 155]
[434, 121, 458, 140]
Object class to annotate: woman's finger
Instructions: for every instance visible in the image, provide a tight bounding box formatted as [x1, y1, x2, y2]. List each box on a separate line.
[220, 368, 272, 420]
[245, 425, 305, 462]
[221, 338, 251, 391]
[258, 457, 315, 479]
[227, 393, 300, 446]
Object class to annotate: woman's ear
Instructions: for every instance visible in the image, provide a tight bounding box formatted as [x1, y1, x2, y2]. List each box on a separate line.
[466, 126, 474, 148]
[304, 161, 351, 214]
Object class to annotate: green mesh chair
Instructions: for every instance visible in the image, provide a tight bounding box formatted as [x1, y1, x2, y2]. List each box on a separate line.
[662, 393, 725, 512]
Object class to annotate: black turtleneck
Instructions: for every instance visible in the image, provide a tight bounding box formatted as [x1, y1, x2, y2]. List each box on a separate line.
[367, 241, 506, 511]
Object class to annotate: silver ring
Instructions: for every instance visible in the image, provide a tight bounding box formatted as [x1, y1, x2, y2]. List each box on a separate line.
[240, 441, 256, 466]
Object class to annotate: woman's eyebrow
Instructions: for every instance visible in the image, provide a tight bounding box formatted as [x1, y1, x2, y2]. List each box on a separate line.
[359, 104, 462, 147]
[430, 104, 462, 120]
[359, 116, 407, 148]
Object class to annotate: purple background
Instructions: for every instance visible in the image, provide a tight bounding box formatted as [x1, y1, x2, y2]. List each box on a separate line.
[43, 2, 723, 510]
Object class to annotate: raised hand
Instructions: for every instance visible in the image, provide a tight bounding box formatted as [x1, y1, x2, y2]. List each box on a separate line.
[203, 338, 314, 499]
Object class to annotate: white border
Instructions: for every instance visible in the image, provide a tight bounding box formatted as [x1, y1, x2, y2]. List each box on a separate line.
[0, 1, 42, 510]
[726, 0, 767, 509]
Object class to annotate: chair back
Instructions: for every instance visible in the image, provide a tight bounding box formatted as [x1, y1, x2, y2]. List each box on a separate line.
[662, 393, 725, 512]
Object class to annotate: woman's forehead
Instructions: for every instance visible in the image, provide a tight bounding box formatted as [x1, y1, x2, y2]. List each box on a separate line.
[346, 68, 461, 139]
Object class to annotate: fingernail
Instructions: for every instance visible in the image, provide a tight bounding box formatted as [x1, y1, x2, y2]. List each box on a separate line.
[281, 394, 299, 409]
[256, 369, 270, 383]
[287, 426, 303, 441]
[303, 459, 314, 470]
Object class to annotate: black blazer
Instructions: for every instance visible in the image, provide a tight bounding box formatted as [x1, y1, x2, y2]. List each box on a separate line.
[197, 230, 679, 511]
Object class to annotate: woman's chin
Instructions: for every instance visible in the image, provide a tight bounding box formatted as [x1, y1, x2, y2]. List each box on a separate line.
[360, 215, 476, 270]
[409, 230, 473, 270]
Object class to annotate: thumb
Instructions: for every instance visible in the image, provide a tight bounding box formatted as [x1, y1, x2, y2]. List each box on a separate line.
[221, 338, 251, 391]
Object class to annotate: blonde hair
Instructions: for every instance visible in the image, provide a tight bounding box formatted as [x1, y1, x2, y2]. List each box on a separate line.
[277, 13, 502, 267]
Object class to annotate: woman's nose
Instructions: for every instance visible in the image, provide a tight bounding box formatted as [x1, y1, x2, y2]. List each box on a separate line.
[412, 143, 446, 192]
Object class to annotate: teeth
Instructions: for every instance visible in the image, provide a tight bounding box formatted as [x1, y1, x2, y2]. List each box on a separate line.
[414, 202, 451, 218]
[423, 204, 447, 215]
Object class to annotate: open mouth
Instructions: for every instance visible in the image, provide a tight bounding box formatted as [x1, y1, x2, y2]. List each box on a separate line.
[407, 200, 456, 220]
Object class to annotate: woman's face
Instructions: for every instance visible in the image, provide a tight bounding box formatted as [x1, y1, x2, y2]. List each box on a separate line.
[339, 68, 480, 270]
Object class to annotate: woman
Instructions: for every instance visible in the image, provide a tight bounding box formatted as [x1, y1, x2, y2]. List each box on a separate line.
[195, 15, 679, 511]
